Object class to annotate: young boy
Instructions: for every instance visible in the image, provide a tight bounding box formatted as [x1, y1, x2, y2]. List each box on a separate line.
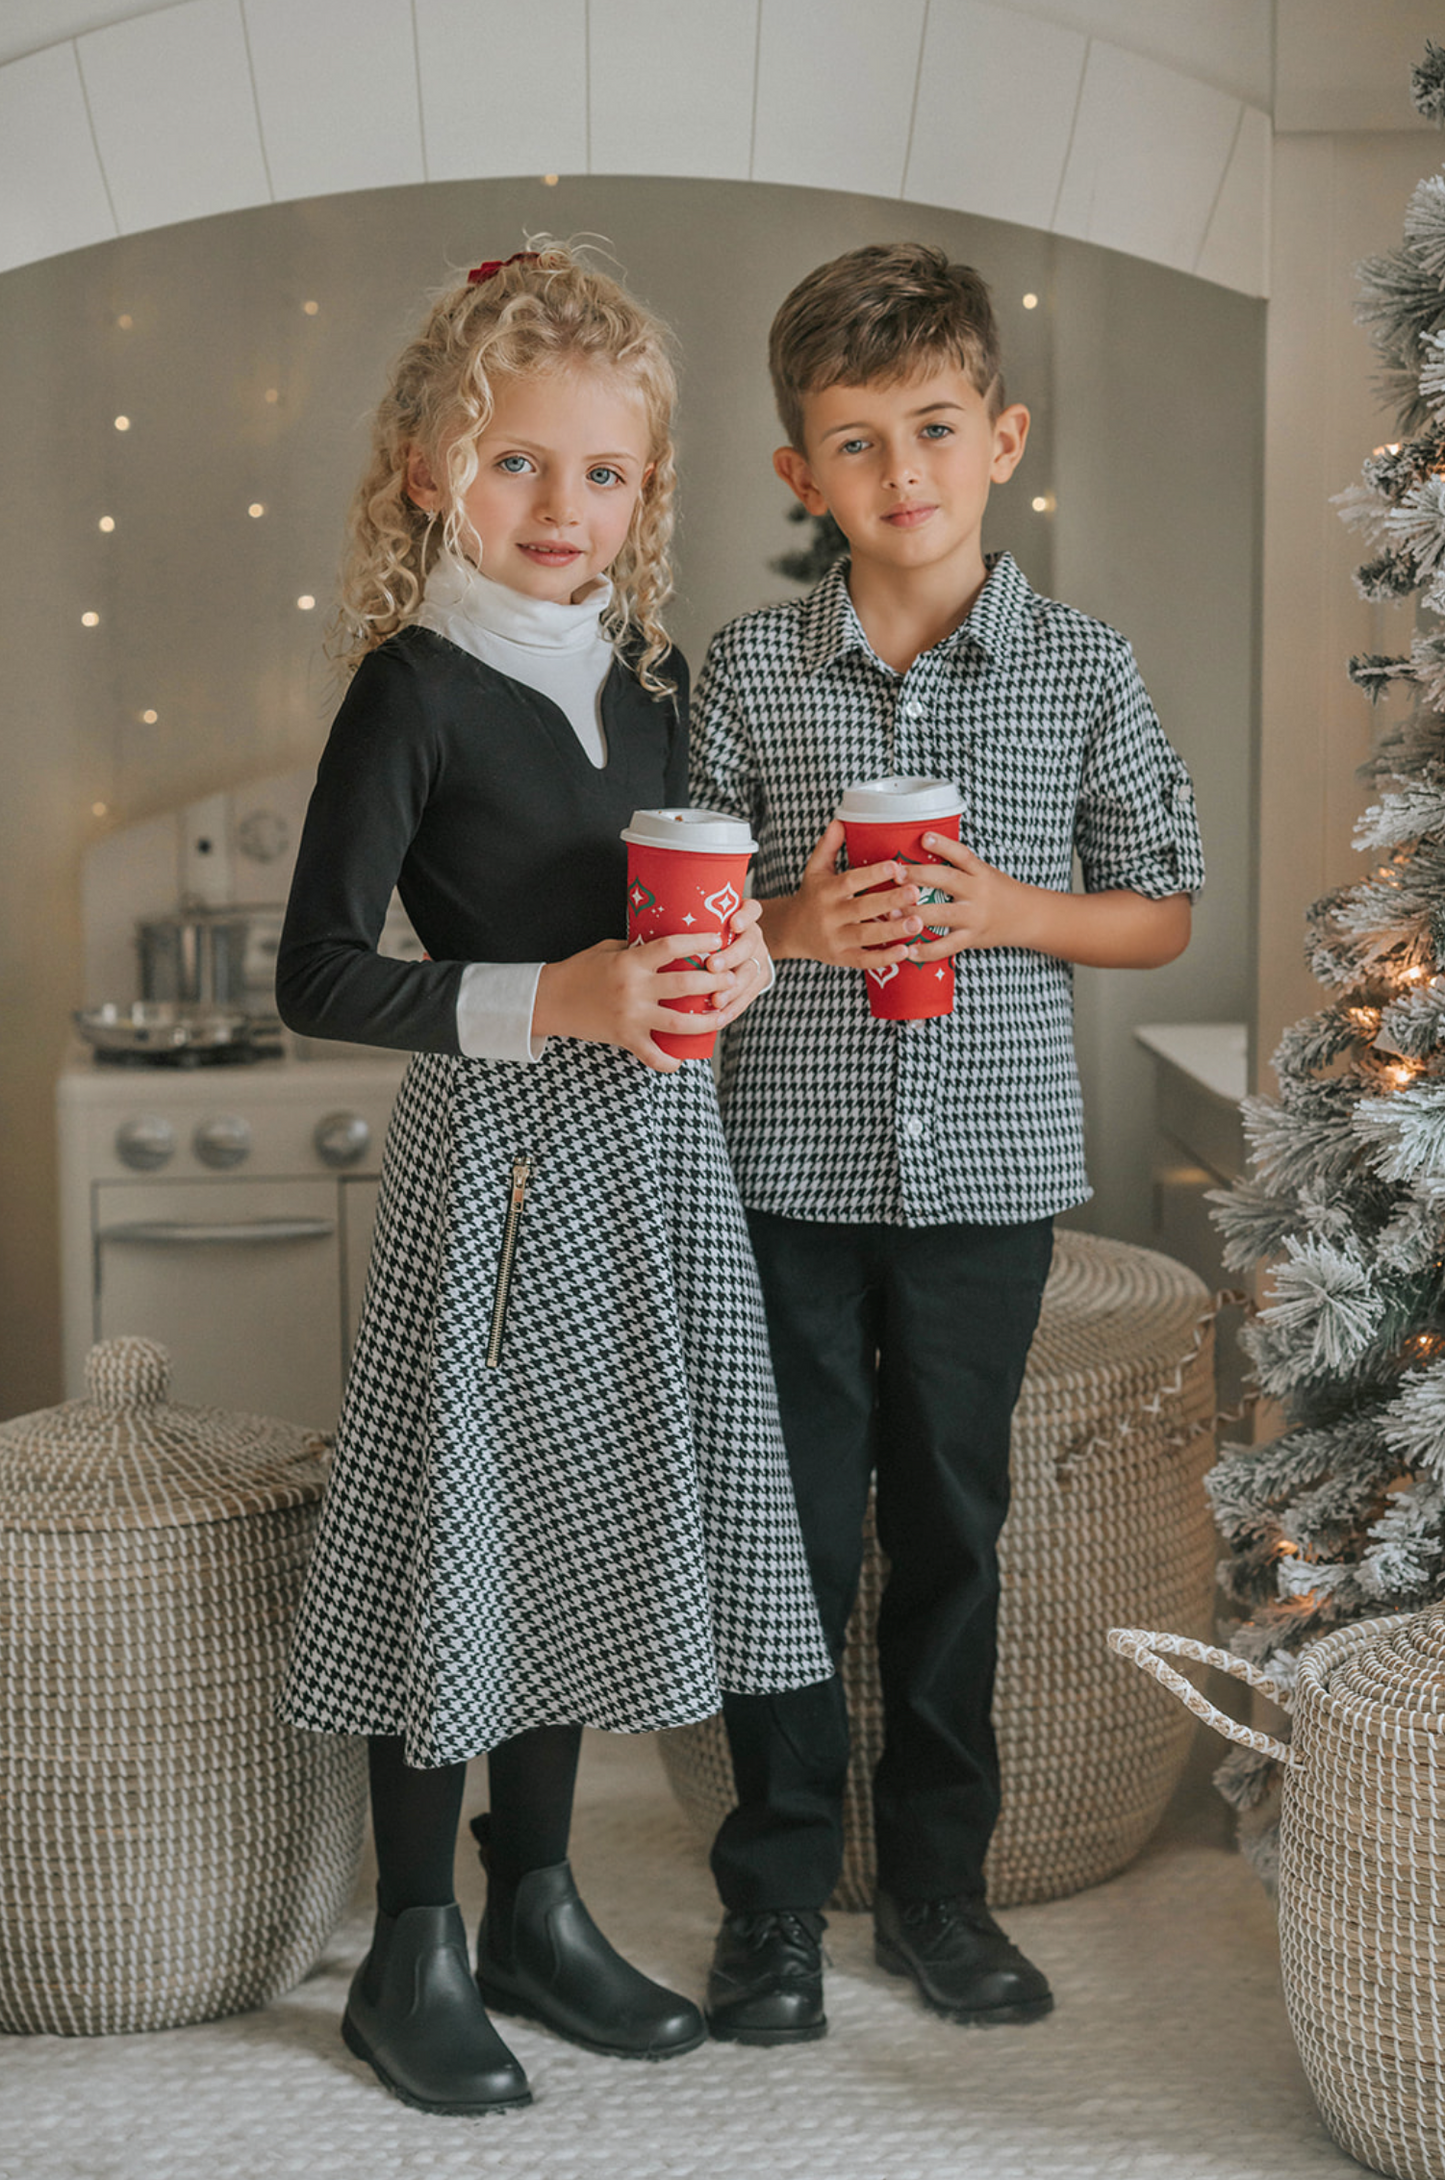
[690, 242, 1203, 2041]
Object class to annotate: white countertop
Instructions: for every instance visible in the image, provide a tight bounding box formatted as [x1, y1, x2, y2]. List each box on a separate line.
[1134, 1021, 1247, 1104]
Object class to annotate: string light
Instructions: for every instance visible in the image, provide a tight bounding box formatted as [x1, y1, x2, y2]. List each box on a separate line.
[1031, 493, 1056, 514]
[542, 174, 560, 187]
[297, 595, 316, 611]
[264, 389, 280, 405]
[116, 314, 132, 330]
[98, 516, 114, 533]
[302, 300, 319, 316]
[140, 709, 157, 724]
[113, 416, 130, 432]
[248, 503, 265, 519]
[91, 802, 107, 817]
[81, 611, 99, 627]
[1022, 293, 1039, 309]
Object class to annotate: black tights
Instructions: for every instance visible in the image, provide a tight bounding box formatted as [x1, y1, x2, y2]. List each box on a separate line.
[368, 1723, 584, 1917]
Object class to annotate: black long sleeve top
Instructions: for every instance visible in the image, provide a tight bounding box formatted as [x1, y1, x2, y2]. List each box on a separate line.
[276, 626, 688, 1055]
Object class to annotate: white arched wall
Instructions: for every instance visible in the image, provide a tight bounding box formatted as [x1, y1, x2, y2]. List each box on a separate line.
[0, 0, 1270, 296]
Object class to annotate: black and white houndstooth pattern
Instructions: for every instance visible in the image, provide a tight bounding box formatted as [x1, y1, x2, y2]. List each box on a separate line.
[279, 1043, 833, 1766]
[690, 552, 1206, 1226]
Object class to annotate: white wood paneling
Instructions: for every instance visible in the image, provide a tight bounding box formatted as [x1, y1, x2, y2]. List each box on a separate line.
[0, 40, 117, 266]
[415, 0, 588, 183]
[1195, 99, 1269, 296]
[243, 0, 424, 202]
[752, 0, 927, 199]
[1053, 42, 1242, 276]
[991, 0, 1270, 109]
[76, 0, 271, 233]
[904, 0, 1086, 232]
[589, 0, 757, 181]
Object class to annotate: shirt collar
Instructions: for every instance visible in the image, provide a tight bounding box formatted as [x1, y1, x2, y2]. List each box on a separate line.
[419, 549, 613, 659]
[797, 550, 1033, 676]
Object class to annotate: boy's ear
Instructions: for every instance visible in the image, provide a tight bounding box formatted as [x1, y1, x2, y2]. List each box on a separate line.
[773, 445, 830, 518]
[990, 403, 1030, 484]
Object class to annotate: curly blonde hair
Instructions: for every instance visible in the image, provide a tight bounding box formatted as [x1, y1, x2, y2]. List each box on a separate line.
[333, 242, 679, 692]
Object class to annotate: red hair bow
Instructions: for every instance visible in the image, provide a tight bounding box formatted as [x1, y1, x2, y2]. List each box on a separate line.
[467, 251, 541, 285]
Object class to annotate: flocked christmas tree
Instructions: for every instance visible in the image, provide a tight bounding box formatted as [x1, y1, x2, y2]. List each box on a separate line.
[1207, 44, 1445, 1870]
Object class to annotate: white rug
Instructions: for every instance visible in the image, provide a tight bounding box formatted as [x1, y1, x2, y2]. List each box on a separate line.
[1, 1729, 1359, 2180]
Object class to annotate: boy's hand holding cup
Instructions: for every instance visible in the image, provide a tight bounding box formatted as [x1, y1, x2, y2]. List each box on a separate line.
[837, 776, 966, 1021]
[623, 807, 759, 1058]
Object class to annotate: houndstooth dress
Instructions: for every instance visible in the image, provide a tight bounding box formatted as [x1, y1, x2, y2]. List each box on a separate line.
[275, 628, 831, 1767]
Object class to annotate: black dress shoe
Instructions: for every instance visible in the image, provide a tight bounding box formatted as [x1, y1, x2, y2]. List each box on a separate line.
[874, 1889, 1053, 2025]
[341, 1903, 531, 2114]
[705, 1910, 828, 2045]
[472, 1817, 704, 2060]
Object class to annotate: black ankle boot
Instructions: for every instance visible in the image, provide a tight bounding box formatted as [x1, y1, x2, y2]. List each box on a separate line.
[471, 1812, 704, 2060]
[342, 1901, 531, 2114]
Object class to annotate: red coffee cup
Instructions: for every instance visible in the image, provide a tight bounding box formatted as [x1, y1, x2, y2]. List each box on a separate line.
[838, 776, 966, 1021]
[623, 807, 758, 1058]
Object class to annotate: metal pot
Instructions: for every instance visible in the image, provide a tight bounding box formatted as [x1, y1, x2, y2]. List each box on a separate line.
[136, 911, 251, 1007]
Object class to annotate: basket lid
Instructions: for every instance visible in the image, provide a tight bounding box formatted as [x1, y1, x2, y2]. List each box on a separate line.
[1305, 1603, 1445, 1729]
[0, 1337, 329, 1534]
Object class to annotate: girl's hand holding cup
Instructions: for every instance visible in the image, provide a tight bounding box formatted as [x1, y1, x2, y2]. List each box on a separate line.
[534, 933, 730, 1073]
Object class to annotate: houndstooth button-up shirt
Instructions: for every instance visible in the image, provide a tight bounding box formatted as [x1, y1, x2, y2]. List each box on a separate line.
[690, 552, 1205, 1226]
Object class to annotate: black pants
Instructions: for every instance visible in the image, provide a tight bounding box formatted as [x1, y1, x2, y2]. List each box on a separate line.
[712, 1209, 1054, 1911]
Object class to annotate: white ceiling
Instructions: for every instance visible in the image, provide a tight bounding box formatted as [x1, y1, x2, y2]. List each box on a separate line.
[0, 0, 1281, 291]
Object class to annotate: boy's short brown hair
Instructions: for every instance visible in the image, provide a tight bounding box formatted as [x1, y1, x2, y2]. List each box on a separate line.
[769, 242, 1004, 452]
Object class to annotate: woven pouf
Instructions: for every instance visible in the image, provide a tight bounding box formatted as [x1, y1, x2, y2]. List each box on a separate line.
[0, 1337, 367, 2034]
[658, 1230, 1217, 1909]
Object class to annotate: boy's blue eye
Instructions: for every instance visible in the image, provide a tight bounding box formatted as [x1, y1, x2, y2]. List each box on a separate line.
[839, 438, 869, 456]
[920, 423, 952, 439]
[498, 454, 532, 474]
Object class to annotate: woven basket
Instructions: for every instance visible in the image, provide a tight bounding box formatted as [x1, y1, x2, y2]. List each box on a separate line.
[1111, 1610, 1445, 2180]
[0, 1336, 367, 2035]
[659, 1230, 1218, 1909]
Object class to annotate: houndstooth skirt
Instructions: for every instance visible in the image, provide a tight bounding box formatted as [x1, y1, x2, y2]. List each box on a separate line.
[279, 1040, 832, 1767]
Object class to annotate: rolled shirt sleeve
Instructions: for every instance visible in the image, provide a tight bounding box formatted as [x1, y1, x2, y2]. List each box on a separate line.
[1074, 641, 1206, 900]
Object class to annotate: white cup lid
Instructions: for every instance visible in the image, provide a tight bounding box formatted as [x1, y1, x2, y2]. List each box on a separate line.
[836, 775, 964, 823]
[622, 806, 758, 853]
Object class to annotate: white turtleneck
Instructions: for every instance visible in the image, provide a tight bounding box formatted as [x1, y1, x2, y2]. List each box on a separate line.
[418, 553, 617, 1063]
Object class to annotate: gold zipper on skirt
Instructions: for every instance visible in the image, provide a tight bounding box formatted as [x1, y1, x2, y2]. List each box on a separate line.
[485, 1157, 533, 1368]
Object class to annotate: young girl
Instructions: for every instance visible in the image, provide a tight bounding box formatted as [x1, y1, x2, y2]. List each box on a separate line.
[275, 245, 832, 2116]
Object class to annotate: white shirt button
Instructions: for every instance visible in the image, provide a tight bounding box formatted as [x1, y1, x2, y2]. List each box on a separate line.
[902, 1115, 926, 1141]
[902, 700, 923, 719]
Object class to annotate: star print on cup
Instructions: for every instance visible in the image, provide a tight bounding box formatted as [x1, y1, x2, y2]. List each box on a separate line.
[621, 808, 759, 1059]
[836, 776, 966, 1022]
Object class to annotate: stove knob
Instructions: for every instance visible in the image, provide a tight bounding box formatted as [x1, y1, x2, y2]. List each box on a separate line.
[193, 1114, 251, 1169]
[314, 1110, 371, 1168]
[115, 1115, 176, 1172]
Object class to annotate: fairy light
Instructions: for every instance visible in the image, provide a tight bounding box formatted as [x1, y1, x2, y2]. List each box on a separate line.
[264, 388, 280, 405]
[1391, 1063, 1415, 1086]
[248, 503, 265, 518]
[297, 595, 316, 612]
[116, 314, 132, 330]
[302, 300, 319, 316]
[81, 611, 99, 627]
[91, 801, 107, 817]
[542, 174, 560, 187]
[113, 415, 130, 432]
[1032, 493, 1056, 514]
[98, 515, 115, 533]
[140, 709, 157, 724]
[1022, 293, 1039, 309]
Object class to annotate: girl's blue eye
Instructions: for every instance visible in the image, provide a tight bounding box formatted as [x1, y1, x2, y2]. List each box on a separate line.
[588, 465, 623, 487]
[498, 454, 532, 474]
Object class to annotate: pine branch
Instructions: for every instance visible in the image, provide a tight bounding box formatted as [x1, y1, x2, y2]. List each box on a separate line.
[1412, 41, 1445, 126]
